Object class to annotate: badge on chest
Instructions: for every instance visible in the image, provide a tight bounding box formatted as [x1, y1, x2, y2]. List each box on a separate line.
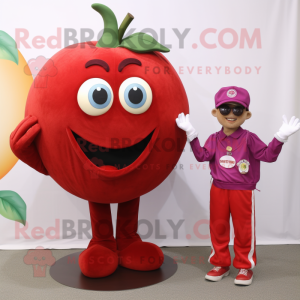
[219, 146, 236, 168]
[219, 155, 236, 168]
[219, 145, 250, 174]
[237, 159, 250, 174]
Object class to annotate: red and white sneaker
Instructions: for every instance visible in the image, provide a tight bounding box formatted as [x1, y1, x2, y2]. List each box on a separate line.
[205, 266, 230, 282]
[234, 269, 253, 285]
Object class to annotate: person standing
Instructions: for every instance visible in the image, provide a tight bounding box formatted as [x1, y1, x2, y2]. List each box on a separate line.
[176, 86, 300, 285]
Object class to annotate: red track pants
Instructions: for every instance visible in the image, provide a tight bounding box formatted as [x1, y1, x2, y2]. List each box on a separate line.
[209, 183, 256, 269]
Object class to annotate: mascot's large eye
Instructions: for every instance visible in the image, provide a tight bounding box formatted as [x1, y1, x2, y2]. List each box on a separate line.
[119, 77, 152, 114]
[77, 78, 113, 116]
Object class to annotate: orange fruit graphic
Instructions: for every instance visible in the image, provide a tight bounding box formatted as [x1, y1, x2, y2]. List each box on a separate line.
[0, 31, 33, 179]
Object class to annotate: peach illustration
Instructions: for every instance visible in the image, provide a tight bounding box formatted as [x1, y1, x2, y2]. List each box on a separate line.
[0, 33, 33, 179]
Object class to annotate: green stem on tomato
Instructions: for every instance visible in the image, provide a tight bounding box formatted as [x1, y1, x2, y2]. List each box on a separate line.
[118, 13, 134, 44]
[92, 3, 119, 48]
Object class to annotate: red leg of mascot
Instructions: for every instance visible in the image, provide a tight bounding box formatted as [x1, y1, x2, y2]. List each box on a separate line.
[116, 198, 164, 271]
[79, 198, 164, 277]
[79, 202, 118, 278]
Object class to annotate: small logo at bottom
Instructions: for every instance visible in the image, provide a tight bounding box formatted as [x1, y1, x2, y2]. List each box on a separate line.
[23, 246, 56, 277]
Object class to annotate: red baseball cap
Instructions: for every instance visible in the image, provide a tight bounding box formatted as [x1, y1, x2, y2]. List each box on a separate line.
[215, 86, 250, 109]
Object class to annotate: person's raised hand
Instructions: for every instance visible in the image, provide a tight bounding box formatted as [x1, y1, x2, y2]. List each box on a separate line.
[275, 115, 300, 143]
[175, 113, 198, 141]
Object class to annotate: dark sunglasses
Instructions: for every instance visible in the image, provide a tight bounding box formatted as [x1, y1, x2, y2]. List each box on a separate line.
[218, 104, 245, 116]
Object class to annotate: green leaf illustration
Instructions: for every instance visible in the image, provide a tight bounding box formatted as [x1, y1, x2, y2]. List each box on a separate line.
[119, 32, 170, 53]
[0, 191, 26, 225]
[0, 30, 19, 65]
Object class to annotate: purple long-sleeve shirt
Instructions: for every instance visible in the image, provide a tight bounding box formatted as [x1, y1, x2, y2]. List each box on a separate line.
[190, 127, 284, 190]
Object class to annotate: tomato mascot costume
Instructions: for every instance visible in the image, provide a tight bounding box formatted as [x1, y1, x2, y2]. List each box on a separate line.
[10, 4, 189, 278]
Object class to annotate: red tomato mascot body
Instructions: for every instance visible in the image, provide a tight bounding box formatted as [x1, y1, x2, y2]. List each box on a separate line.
[10, 4, 189, 278]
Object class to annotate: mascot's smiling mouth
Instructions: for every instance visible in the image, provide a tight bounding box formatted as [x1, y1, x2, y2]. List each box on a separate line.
[72, 130, 154, 170]
[66, 127, 159, 179]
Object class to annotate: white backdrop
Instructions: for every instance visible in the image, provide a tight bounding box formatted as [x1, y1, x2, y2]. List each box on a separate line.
[0, 0, 300, 249]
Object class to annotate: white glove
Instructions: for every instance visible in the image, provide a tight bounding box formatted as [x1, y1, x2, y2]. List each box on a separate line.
[176, 113, 198, 141]
[274, 115, 300, 143]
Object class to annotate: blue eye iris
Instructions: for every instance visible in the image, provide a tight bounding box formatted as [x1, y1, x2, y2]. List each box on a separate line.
[124, 83, 147, 109]
[119, 77, 152, 114]
[88, 84, 112, 109]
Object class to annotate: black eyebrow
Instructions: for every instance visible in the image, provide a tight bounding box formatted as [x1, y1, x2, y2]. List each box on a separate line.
[85, 59, 109, 72]
[118, 58, 142, 72]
